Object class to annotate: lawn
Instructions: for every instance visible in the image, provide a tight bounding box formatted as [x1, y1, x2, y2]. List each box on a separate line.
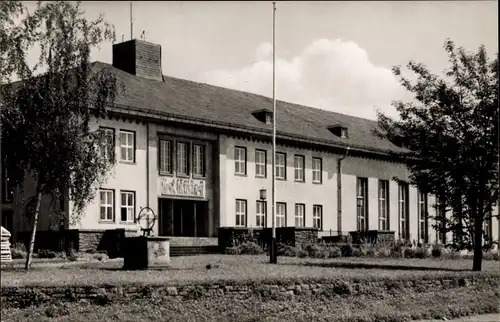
[1, 281, 498, 322]
[1, 255, 499, 288]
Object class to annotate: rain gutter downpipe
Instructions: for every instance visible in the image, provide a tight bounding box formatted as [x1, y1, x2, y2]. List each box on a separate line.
[337, 146, 350, 236]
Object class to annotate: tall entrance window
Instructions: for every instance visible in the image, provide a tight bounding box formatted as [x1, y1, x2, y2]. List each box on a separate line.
[356, 177, 368, 231]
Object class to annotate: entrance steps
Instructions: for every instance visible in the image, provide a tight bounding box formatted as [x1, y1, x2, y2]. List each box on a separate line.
[168, 237, 220, 257]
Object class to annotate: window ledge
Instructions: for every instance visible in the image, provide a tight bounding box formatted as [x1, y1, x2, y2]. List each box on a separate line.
[255, 175, 267, 179]
[176, 174, 191, 179]
[235, 173, 247, 177]
[98, 220, 116, 224]
[119, 160, 136, 165]
[312, 181, 323, 185]
[276, 178, 287, 181]
[192, 175, 206, 180]
[159, 172, 174, 177]
[120, 221, 137, 225]
[294, 179, 306, 183]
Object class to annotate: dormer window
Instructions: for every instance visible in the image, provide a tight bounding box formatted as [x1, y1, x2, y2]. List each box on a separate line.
[328, 124, 348, 139]
[252, 109, 273, 124]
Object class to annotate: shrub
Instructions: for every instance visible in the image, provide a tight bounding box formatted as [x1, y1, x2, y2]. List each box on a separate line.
[375, 245, 391, 258]
[340, 243, 355, 257]
[37, 249, 57, 259]
[237, 242, 264, 255]
[225, 246, 240, 255]
[402, 247, 416, 258]
[277, 244, 307, 258]
[65, 248, 78, 262]
[413, 247, 428, 259]
[450, 251, 462, 260]
[304, 244, 329, 259]
[328, 246, 342, 258]
[358, 243, 371, 257]
[431, 245, 443, 258]
[390, 244, 404, 258]
[10, 242, 27, 259]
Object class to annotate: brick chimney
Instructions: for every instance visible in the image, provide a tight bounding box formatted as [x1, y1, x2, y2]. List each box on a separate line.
[112, 39, 163, 81]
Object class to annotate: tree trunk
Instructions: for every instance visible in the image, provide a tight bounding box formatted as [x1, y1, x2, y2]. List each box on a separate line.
[24, 191, 42, 270]
[472, 202, 484, 271]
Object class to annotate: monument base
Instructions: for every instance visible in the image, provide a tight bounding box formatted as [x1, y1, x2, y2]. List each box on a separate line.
[123, 236, 170, 270]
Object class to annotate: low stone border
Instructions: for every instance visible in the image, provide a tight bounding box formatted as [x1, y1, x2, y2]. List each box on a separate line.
[1, 274, 497, 308]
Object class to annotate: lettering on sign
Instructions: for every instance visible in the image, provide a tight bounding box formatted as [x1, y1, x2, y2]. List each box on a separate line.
[159, 177, 206, 199]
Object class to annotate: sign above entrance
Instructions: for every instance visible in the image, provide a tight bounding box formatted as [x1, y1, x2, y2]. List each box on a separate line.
[159, 177, 206, 199]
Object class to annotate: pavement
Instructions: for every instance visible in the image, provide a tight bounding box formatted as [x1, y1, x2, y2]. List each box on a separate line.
[414, 314, 499, 322]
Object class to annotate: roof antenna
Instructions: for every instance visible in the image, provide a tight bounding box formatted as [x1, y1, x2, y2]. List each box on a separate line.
[130, 1, 133, 40]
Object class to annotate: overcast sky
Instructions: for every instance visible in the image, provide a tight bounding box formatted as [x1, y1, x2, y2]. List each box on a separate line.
[23, 1, 498, 120]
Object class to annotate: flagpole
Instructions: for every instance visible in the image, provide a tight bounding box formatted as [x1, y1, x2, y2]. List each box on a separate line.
[270, 1, 277, 264]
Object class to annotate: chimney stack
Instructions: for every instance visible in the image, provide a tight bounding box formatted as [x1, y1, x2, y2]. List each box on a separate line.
[112, 39, 163, 82]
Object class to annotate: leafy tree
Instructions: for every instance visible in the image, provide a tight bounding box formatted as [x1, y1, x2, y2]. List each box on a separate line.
[375, 39, 498, 271]
[1, 1, 121, 269]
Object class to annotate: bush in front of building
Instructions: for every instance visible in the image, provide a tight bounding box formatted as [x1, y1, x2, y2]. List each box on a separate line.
[431, 244, 444, 258]
[37, 249, 58, 259]
[237, 242, 264, 255]
[10, 242, 27, 259]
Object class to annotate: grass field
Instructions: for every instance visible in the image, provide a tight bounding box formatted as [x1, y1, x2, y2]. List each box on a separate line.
[1, 282, 498, 322]
[2, 255, 499, 288]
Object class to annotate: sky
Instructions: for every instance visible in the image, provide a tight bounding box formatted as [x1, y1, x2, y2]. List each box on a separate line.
[22, 1, 498, 120]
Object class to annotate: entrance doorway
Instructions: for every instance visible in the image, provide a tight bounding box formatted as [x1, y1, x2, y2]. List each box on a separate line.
[158, 198, 209, 237]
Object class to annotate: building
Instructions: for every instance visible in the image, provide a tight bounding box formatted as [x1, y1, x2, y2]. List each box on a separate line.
[1, 39, 498, 251]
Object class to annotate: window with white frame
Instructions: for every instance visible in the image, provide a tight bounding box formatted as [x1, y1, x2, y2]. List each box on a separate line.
[100, 127, 115, 162]
[159, 140, 173, 174]
[436, 196, 446, 244]
[276, 152, 286, 179]
[378, 180, 389, 230]
[295, 203, 305, 227]
[119, 130, 135, 162]
[99, 189, 114, 221]
[255, 149, 266, 178]
[234, 147, 246, 175]
[418, 191, 428, 243]
[120, 191, 135, 222]
[294, 155, 305, 182]
[177, 142, 189, 176]
[256, 201, 266, 227]
[313, 205, 323, 230]
[276, 202, 286, 227]
[484, 209, 493, 243]
[356, 177, 368, 231]
[192, 144, 205, 177]
[312, 157, 322, 183]
[235, 199, 247, 227]
[398, 182, 410, 241]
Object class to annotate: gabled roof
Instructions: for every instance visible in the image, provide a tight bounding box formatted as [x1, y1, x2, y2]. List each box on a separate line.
[96, 62, 407, 156]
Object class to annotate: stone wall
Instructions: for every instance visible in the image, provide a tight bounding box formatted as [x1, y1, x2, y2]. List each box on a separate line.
[1, 274, 496, 308]
[218, 227, 320, 252]
[349, 230, 396, 245]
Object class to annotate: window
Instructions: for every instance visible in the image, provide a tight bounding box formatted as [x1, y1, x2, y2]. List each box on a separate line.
[484, 209, 493, 243]
[2, 164, 13, 203]
[235, 199, 247, 227]
[159, 140, 173, 174]
[256, 201, 266, 228]
[312, 158, 322, 183]
[100, 127, 115, 162]
[295, 203, 305, 227]
[378, 180, 390, 230]
[436, 196, 446, 244]
[177, 142, 189, 176]
[120, 191, 135, 222]
[418, 191, 428, 243]
[193, 144, 205, 177]
[119, 130, 135, 162]
[276, 153, 286, 179]
[294, 155, 305, 182]
[276, 203, 287, 227]
[398, 182, 410, 241]
[234, 147, 247, 175]
[255, 149, 267, 178]
[313, 205, 323, 230]
[99, 189, 114, 221]
[356, 177, 368, 231]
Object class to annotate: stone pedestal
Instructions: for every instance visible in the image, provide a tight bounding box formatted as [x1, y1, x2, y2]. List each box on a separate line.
[123, 236, 170, 270]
